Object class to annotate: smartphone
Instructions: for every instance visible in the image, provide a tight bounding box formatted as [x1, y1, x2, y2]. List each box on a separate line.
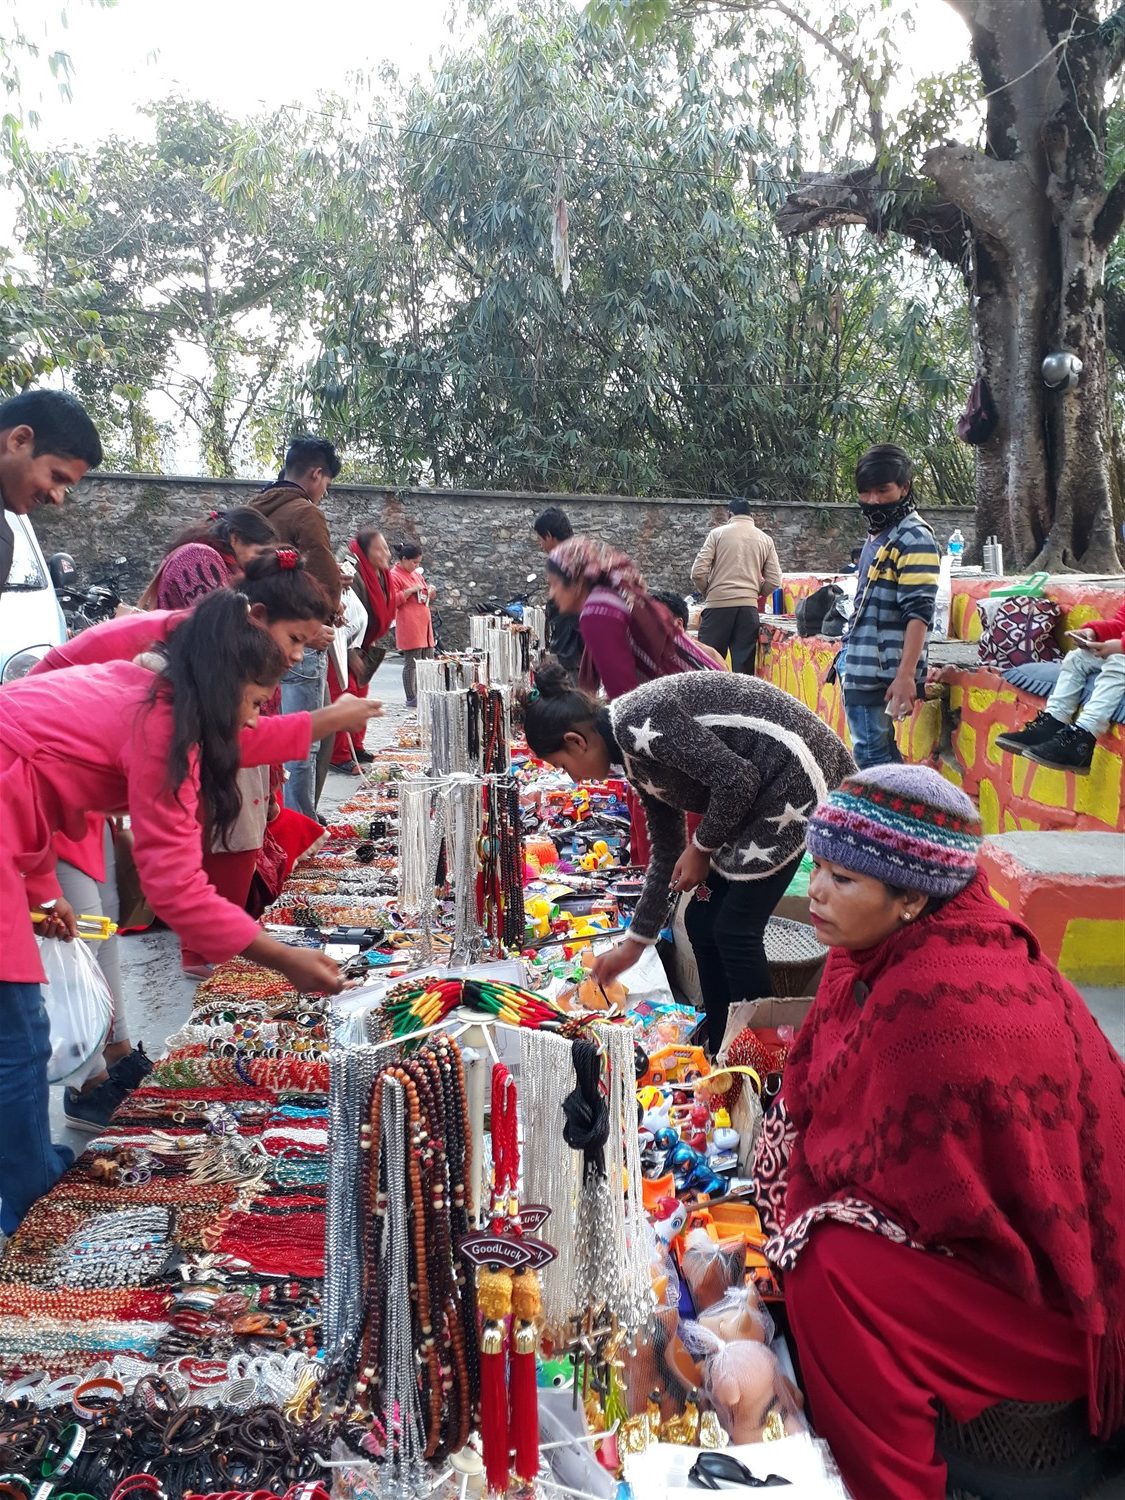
[1065, 630, 1095, 644]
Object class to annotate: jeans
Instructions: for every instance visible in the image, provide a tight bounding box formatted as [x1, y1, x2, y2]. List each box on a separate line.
[281, 649, 328, 819]
[683, 857, 801, 1053]
[1047, 650, 1125, 736]
[0, 981, 74, 1234]
[699, 604, 760, 674]
[402, 646, 434, 704]
[843, 692, 903, 770]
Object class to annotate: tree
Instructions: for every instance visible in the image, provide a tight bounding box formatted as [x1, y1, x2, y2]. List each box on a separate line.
[22, 99, 312, 472]
[605, 0, 1125, 570]
[0, 0, 115, 392]
[230, 6, 977, 503]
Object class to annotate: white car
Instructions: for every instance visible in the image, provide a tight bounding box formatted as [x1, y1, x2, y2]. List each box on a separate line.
[0, 512, 66, 682]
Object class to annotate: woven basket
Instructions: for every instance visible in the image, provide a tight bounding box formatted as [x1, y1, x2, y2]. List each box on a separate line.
[763, 917, 827, 998]
[937, 1400, 1107, 1500]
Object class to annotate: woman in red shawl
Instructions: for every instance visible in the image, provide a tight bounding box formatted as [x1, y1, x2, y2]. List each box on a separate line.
[330, 526, 400, 766]
[545, 537, 720, 862]
[766, 763, 1124, 1499]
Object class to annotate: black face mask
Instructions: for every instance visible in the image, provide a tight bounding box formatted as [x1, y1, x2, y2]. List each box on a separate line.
[858, 496, 914, 534]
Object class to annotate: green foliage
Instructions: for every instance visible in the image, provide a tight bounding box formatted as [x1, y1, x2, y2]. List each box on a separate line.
[284, 5, 973, 502]
[19, 98, 311, 472]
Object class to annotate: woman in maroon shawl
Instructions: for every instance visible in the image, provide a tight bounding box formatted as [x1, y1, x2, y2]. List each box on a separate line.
[546, 536, 719, 861]
[139, 507, 277, 610]
[766, 763, 1125, 1499]
[330, 526, 400, 766]
[545, 536, 717, 697]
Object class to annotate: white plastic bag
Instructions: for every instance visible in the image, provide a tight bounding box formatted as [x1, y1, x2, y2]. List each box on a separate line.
[38, 937, 113, 1083]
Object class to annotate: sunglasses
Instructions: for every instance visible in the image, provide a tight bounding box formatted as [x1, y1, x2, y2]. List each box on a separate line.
[688, 1451, 792, 1489]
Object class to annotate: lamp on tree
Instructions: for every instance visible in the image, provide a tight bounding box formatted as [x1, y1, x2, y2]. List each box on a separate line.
[1041, 352, 1083, 392]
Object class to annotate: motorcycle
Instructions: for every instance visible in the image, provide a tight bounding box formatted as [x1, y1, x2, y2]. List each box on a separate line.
[471, 572, 539, 623]
[49, 553, 129, 635]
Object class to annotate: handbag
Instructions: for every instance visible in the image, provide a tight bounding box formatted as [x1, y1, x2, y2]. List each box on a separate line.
[957, 374, 999, 445]
[977, 594, 1061, 671]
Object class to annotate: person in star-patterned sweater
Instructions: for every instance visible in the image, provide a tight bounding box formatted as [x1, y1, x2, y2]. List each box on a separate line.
[521, 663, 854, 1051]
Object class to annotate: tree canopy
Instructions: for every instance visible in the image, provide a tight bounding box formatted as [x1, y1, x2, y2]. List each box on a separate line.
[14, 0, 1117, 543]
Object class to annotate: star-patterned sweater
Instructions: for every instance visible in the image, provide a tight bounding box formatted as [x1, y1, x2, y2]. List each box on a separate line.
[608, 673, 855, 942]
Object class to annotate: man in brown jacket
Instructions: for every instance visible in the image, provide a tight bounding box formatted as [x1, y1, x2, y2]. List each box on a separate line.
[690, 497, 783, 674]
[252, 435, 343, 818]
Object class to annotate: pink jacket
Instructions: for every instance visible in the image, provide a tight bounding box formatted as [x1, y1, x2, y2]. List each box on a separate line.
[390, 563, 435, 651]
[0, 658, 311, 983]
[29, 611, 189, 881]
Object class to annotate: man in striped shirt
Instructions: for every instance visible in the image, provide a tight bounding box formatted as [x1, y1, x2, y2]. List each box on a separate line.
[837, 445, 940, 769]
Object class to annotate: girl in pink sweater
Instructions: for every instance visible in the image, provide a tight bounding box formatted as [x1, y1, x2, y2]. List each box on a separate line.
[0, 591, 378, 1231]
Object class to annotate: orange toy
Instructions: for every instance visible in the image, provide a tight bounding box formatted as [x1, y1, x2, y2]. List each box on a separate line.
[639, 1045, 710, 1088]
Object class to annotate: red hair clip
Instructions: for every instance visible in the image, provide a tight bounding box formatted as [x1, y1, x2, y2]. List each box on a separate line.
[277, 547, 299, 570]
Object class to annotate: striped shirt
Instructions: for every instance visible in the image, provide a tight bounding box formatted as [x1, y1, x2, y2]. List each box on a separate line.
[841, 512, 940, 700]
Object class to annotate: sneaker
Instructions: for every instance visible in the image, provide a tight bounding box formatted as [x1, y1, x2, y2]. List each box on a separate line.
[107, 1043, 154, 1092]
[404, 699, 418, 710]
[1023, 724, 1096, 773]
[995, 710, 1065, 755]
[63, 1078, 128, 1133]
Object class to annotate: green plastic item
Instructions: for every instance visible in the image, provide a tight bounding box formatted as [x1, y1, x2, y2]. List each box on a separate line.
[785, 851, 814, 898]
[989, 570, 1050, 599]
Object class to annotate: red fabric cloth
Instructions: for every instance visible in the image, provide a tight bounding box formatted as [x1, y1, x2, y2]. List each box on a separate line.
[182, 848, 259, 967]
[265, 807, 324, 881]
[784, 872, 1125, 1438]
[329, 663, 367, 764]
[1088, 597, 1125, 648]
[786, 1222, 1088, 1500]
[348, 538, 398, 645]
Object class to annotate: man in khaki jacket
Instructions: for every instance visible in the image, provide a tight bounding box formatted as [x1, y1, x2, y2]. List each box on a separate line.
[690, 497, 783, 673]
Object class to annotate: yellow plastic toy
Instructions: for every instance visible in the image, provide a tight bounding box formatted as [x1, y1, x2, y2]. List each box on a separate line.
[526, 897, 554, 940]
[578, 839, 614, 873]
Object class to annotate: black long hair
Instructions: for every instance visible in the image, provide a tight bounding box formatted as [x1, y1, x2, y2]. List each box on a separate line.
[518, 659, 617, 759]
[241, 547, 332, 622]
[165, 506, 277, 557]
[156, 590, 288, 845]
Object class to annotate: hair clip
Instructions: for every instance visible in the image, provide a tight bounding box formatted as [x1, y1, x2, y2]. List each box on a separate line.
[277, 548, 299, 571]
[527, 687, 540, 701]
[208, 510, 220, 521]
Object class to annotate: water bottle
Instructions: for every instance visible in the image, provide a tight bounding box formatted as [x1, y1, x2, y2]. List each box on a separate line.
[948, 528, 965, 570]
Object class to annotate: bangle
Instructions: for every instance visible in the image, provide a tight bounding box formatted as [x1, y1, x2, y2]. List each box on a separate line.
[1, 1373, 47, 1405]
[0, 1477, 32, 1499]
[40, 1422, 86, 1479]
[110, 1478, 166, 1500]
[71, 1376, 124, 1419]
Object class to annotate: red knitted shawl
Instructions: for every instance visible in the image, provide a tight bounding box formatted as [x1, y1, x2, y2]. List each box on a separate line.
[348, 537, 398, 646]
[784, 873, 1125, 1437]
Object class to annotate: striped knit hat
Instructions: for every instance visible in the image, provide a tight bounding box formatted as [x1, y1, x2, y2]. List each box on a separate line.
[806, 764, 982, 897]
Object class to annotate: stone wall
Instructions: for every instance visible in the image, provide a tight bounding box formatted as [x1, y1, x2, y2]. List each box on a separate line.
[35, 473, 978, 645]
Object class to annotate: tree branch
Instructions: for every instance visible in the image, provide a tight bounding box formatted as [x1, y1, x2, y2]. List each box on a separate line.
[774, 163, 967, 267]
[1099, 3, 1125, 77]
[1095, 174, 1125, 252]
[922, 143, 1038, 247]
[672, 0, 885, 148]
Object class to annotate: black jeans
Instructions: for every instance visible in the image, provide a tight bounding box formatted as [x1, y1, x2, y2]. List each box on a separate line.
[683, 857, 802, 1053]
[699, 604, 760, 673]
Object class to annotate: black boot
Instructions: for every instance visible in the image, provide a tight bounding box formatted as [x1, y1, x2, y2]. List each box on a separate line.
[1023, 723, 1096, 773]
[995, 710, 1065, 755]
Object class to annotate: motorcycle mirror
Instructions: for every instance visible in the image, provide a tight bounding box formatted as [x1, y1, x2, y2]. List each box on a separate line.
[48, 552, 79, 590]
[526, 572, 537, 583]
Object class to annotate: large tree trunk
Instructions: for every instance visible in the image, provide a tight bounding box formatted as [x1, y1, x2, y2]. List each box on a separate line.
[774, 0, 1125, 573]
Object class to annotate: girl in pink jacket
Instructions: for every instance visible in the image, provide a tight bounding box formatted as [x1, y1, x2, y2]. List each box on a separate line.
[0, 590, 376, 1231]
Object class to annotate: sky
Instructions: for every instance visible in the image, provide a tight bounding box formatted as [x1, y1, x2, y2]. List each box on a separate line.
[24, 0, 970, 150]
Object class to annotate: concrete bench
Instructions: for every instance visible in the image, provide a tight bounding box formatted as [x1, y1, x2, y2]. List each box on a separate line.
[978, 832, 1124, 986]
